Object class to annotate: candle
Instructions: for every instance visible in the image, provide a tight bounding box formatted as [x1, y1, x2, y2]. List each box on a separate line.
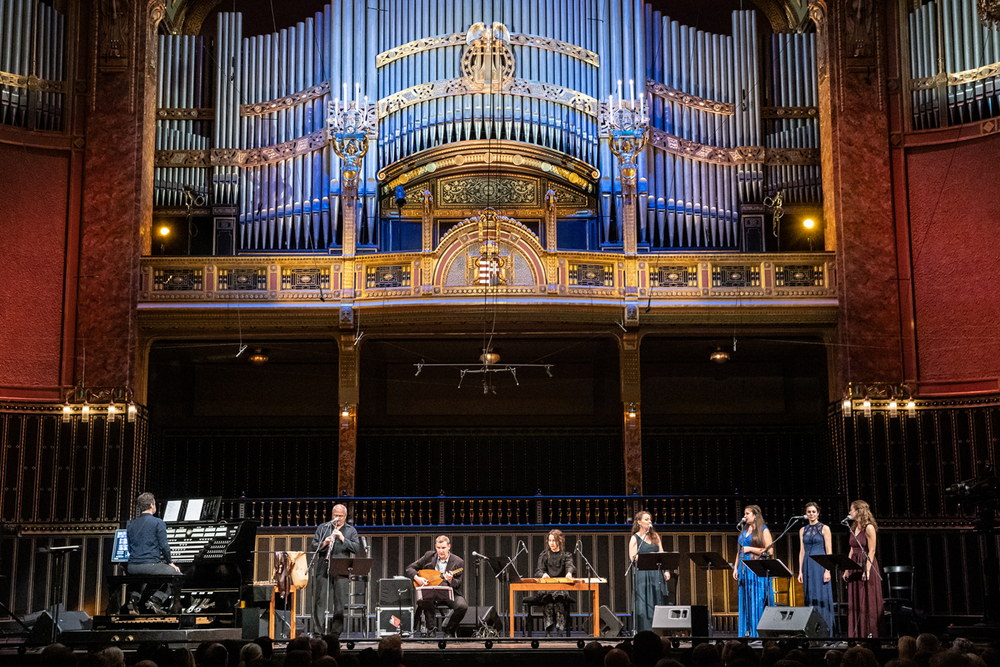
[629, 78, 635, 107]
[617, 79, 623, 110]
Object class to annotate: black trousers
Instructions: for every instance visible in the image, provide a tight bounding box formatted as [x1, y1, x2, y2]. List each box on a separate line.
[310, 570, 350, 635]
[417, 594, 468, 633]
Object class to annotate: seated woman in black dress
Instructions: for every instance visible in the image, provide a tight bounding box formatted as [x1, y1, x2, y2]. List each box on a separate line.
[535, 528, 575, 635]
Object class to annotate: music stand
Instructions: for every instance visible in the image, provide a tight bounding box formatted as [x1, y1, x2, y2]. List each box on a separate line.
[689, 551, 731, 628]
[633, 552, 680, 634]
[743, 558, 794, 611]
[328, 557, 372, 636]
[811, 553, 861, 637]
[486, 554, 518, 635]
[38, 545, 82, 643]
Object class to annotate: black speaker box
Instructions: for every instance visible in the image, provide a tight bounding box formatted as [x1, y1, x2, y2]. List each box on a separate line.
[379, 578, 416, 607]
[29, 607, 92, 643]
[599, 605, 623, 637]
[652, 605, 710, 637]
[756, 606, 829, 638]
[446, 605, 498, 637]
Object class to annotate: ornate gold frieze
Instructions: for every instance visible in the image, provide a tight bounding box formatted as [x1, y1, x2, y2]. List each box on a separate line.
[549, 183, 588, 208]
[0, 71, 66, 93]
[154, 127, 328, 168]
[437, 176, 540, 207]
[761, 106, 819, 119]
[377, 77, 597, 119]
[909, 59, 1000, 90]
[648, 128, 819, 167]
[240, 80, 332, 117]
[376, 32, 599, 69]
[646, 80, 734, 115]
[156, 107, 216, 120]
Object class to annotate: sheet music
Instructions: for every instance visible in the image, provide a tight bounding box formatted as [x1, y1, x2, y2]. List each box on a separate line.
[577, 577, 607, 584]
[184, 498, 204, 521]
[163, 500, 182, 522]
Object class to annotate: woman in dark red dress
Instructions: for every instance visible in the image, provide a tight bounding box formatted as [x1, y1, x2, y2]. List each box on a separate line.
[843, 499, 883, 637]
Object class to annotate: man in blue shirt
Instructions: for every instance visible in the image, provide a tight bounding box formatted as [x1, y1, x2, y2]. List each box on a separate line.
[126, 492, 181, 613]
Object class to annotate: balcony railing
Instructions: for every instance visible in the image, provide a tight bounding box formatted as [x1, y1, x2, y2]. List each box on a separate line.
[222, 494, 848, 531]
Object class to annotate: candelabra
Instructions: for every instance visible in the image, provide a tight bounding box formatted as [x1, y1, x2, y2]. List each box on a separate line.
[601, 79, 649, 186]
[327, 83, 377, 187]
[62, 385, 136, 423]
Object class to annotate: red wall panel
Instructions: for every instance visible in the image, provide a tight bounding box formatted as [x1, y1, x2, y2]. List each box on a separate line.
[906, 135, 1000, 382]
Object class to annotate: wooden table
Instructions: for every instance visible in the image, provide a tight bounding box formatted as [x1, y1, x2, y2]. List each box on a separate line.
[508, 579, 601, 637]
[269, 585, 298, 639]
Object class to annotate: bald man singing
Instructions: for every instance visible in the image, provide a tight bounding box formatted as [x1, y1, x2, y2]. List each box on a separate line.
[310, 504, 360, 636]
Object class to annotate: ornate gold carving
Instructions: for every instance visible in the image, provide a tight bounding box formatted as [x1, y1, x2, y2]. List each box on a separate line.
[761, 106, 819, 119]
[378, 77, 597, 119]
[647, 80, 734, 115]
[808, 0, 828, 28]
[377, 32, 598, 69]
[154, 127, 328, 168]
[240, 80, 331, 117]
[437, 176, 539, 207]
[99, 0, 130, 71]
[156, 107, 215, 120]
[0, 71, 66, 93]
[462, 22, 515, 87]
[549, 183, 588, 207]
[909, 60, 1000, 91]
[648, 128, 819, 166]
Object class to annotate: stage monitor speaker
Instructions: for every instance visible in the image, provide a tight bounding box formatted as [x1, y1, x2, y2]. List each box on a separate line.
[446, 605, 498, 637]
[756, 606, 829, 638]
[28, 607, 92, 643]
[651, 605, 710, 637]
[599, 605, 623, 637]
[377, 607, 413, 636]
[379, 578, 415, 607]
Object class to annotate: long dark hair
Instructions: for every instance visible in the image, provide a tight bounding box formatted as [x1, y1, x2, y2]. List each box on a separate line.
[745, 505, 766, 548]
[546, 529, 565, 552]
[631, 510, 661, 546]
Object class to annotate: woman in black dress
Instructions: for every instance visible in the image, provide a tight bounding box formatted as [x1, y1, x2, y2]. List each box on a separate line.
[535, 528, 575, 635]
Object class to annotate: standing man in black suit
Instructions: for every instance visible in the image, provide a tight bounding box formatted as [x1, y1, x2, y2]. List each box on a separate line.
[405, 535, 468, 637]
[310, 504, 360, 637]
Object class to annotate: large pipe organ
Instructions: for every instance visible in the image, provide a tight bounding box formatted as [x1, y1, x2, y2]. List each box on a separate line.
[152, 0, 825, 257]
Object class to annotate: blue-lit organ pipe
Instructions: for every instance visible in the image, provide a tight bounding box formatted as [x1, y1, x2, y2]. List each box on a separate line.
[0, 0, 65, 130]
[768, 32, 819, 204]
[155, 34, 210, 208]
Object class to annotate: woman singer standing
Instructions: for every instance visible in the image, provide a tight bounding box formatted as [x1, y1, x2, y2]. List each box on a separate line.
[844, 499, 883, 637]
[733, 504, 773, 637]
[534, 529, 575, 636]
[798, 501, 834, 635]
[629, 511, 671, 633]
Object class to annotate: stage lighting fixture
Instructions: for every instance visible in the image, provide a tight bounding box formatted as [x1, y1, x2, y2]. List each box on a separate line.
[438, 640, 446, 649]
[485, 640, 493, 649]
[710, 347, 730, 363]
[531, 640, 539, 649]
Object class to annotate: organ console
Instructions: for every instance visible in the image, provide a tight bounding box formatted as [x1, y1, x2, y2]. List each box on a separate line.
[107, 497, 258, 625]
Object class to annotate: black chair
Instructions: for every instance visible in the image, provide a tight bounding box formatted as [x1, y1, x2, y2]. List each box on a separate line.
[883, 565, 920, 636]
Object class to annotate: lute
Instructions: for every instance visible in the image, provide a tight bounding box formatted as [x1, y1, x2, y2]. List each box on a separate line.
[415, 567, 463, 587]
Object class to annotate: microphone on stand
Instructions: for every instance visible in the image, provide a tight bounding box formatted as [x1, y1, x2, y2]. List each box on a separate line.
[791, 515, 808, 521]
[471, 551, 488, 560]
[840, 515, 852, 526]
[736, 517, 747, 531]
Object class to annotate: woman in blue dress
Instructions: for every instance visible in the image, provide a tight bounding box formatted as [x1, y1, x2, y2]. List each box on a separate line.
[733, 504, 773, 637]
[798, 501, 834, 636]
[629, 510, 671, 633]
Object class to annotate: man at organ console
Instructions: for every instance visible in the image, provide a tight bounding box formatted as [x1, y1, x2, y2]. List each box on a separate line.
[126, 492, 182, 613]
[310, 504, 360, 636]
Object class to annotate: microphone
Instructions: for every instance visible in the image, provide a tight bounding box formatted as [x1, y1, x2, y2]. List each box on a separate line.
[736, 517, 746, 530]
[791, 515, 808, 521]
[840, 515, 852, 526]
[472, 551, 488, 560]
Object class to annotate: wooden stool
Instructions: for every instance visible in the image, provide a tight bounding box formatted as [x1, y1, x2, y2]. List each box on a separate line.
[269, 585, 298, 639]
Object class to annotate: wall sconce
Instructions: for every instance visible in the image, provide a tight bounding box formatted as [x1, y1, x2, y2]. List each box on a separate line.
[907, 400, 916, 418]
[62, 386, 135, 423]
[862, 398, 871, 418]
[627, 402, 637, 429]
[842, 398, 852, 417]
[340, 403, 353, 429]
[888, 400, 898, 418]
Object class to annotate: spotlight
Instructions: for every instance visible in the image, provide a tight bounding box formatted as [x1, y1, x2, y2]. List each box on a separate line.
[346, 641, 355, 650]
[438, 640, 446, 650]
[710, 347, 730, 363]
[577, 639, 586, 649]
[484, 640, 493, 649]
[531, 639, 539, 649]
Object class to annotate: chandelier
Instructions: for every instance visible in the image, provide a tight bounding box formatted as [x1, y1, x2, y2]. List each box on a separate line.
[979, 0, 1000, 28]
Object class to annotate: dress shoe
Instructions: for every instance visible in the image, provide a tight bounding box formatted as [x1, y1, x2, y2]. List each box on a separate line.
[126, 599, 142, 615]
[146, 598, 167, 615]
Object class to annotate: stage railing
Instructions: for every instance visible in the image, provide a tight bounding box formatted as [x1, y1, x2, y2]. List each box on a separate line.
[222, 494, 847, 530]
